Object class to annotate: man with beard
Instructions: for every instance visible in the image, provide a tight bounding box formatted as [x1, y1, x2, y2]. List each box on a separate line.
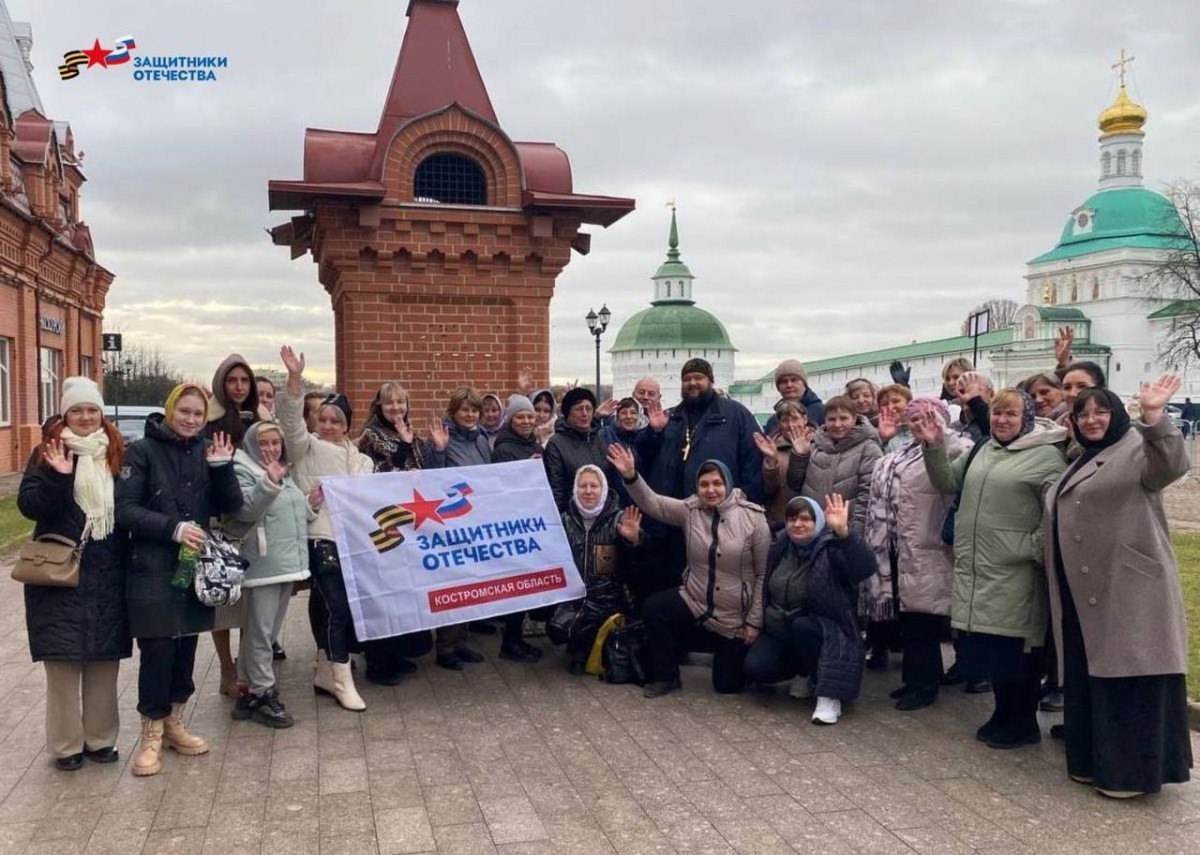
[631, 358, 764, 601]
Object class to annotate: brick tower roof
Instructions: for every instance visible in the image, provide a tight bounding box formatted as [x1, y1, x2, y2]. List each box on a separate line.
[269, 0, 634, 232]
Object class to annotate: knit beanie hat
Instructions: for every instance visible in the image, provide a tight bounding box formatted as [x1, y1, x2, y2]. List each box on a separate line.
[60, 376, 105, 414]
[321, 393, 353, 429]
[774, 359, 807, 387]
[505, 395, 535, 421]
[680, 358, 714, 382]
[561, 387, 597, 416]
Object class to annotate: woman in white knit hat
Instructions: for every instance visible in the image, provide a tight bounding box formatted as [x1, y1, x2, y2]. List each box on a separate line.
[17, 377, 132, 772]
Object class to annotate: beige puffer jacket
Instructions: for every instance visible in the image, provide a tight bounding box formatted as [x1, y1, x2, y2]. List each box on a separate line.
[625, 474, 770, 638]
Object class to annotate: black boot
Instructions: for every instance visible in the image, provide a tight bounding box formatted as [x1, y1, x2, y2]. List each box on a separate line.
[499, 638, 542, 663]
[895, 684, 938, 711]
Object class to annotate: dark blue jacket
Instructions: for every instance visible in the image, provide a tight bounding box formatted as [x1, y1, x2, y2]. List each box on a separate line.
[764, 387, 825, 434]
[642, 394, 764, 505]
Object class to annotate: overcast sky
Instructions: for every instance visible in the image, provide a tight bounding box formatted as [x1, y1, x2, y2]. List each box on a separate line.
[11, 0, 1200, 386]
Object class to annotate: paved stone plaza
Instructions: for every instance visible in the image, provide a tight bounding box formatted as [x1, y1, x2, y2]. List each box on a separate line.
[0, 574, 1196, 855]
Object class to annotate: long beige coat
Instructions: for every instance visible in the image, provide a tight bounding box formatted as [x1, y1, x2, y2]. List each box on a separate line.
[1044, 415, 1190, 679]
[625, 474, 770, 638]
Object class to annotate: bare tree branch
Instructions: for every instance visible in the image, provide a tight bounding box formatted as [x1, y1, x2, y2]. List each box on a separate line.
[961, 298, 1020, 335]
[1138, 179, 1200, 369]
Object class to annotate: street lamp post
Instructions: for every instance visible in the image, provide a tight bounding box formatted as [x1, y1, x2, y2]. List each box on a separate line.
[585, 305, 611, 400]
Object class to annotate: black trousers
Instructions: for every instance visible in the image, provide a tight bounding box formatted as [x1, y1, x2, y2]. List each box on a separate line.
[627, 529, 685, 611]
[743, 616, 823, 685]
[642, 590, 747, 694]
[136, 635, 199, 720]
[899, 612, 949, 689]
[309, 541, 354, 663]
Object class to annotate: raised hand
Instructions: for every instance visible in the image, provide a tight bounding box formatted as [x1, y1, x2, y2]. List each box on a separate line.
[752, 431, 778, 460]
[878, 407, 897, 443]
[265, 460, 288, 485]
[824, 493, 849, 538]
[1054, 326, 1074, 368]
[1139, 374, 1182, 423]
[280, 345, 305, 377]
[785, 423, 811, 455]
[429, 418, 449, 452]
[647, 405, 668, 433]
[606, 443, 637, 479]
[207, 432, 234, 461]
[43, 439, 74, 474]
[395, 419, 414, 444]
[596, 398, 620, 418]
[958, 372, 989, 402]
[535, 421, 555, 444]
[516, 367, 535, 395]
[617, 506, 642, 543]
[889, 360, 911, 387]
[909, 410, 944, 447]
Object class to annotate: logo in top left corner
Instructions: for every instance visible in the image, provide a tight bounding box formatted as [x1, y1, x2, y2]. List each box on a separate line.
[59, 36, 137, 80]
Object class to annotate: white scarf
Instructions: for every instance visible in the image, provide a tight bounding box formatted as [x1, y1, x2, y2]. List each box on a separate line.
[60, 427, 115, 541]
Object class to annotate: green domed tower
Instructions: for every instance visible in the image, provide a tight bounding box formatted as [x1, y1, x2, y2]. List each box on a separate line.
[610, 208, 737, 396]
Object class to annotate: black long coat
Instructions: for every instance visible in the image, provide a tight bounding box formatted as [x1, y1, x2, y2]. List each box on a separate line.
[115, 414, 244, 639]
[559, 492, 635, 659]
[17, 450, 132, 662]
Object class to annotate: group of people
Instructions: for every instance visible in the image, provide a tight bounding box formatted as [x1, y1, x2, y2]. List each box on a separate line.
[17, 332, 1194, 799]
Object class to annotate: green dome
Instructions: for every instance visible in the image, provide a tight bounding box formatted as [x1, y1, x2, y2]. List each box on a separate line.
[610, 303, 737, 353]
[1030, 187, 1188, 264]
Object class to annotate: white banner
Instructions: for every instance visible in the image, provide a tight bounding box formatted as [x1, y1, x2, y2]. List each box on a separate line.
[322, 460, 584, 640]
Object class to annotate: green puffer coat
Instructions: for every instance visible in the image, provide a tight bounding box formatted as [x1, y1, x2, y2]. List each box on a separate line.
[922, 418, 1067, 644]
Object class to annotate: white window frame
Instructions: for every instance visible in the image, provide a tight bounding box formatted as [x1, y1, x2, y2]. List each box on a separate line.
[0, 338, 10, 426]
[39, 346, 61, 423]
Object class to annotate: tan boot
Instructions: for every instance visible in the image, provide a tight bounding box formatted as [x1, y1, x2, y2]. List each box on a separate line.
[132, 717, 164, 777]
[162, 702, 209, 756]
[329, 661, 366, 712]
[313, 650, 335, 697]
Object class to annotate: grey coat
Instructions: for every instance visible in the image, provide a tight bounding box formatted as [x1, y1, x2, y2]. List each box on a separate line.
[786, 417, 882, 535]
[1045, 416, 1190, 678]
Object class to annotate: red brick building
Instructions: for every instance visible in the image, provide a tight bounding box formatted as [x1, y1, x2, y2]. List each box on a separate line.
[268, 0, 633, 419]
[0, 12, 113, 471]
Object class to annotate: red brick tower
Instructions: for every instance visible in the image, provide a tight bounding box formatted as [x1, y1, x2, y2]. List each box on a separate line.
[268, 0, 634, 419]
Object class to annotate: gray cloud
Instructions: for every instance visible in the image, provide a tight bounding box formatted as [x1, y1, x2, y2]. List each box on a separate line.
[13, 0, 1200, 391]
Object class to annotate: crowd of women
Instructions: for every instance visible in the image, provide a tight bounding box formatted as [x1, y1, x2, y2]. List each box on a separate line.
[17, 330, 1193, 799]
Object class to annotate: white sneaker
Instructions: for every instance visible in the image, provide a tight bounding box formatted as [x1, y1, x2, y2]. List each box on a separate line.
[812, 696, 841, 725]
[788, 676, 814, 699]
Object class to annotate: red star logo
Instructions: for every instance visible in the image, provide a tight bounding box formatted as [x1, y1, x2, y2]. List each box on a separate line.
[82, 39, 109, 68]
[400, 490, 445, 529]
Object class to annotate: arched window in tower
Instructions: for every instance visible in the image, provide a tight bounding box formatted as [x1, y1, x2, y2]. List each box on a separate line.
[1131, 149, 1141, 175]
[413, 153, 487, 205]
[1101, 151, 1112, 176]
[665, 282, 671, 297]
[1116, 150, 1127, 176]
[1070, 280, 1078, 302]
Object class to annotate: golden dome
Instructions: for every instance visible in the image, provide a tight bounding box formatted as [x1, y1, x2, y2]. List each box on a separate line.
[1098, 84, 1147, 136]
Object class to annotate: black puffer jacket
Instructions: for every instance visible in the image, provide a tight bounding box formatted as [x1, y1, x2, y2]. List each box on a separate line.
[543, 420, 610, 511]
[17, 449, 131, 663]
[761, 529, 875, 701]
[491, 424, 542, 462]
[115, 414, 244, 639]
[558, 491, 634, 660]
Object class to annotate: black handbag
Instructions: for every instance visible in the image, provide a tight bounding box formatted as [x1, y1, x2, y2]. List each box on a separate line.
[547, 601, 581, 646]
[941, 438, 987, 545]
[602, 620, 648, 685]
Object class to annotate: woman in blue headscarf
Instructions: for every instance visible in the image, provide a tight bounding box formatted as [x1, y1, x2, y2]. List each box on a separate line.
[607, 445, 770, 699]
[744, 494, 876, 725]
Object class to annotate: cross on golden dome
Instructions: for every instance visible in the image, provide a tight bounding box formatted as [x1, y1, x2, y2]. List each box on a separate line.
[1097, 48, 1147, 137]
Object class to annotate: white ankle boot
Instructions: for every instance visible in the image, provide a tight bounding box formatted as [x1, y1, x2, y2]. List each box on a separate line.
[330, 661, 366, 711]
[313, 650, 335, 697]
[812, 696, 841, 725]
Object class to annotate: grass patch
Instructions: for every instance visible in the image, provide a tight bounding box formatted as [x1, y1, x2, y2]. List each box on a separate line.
[1176, 532, 1200, 698]
[0, 493, 32, 553]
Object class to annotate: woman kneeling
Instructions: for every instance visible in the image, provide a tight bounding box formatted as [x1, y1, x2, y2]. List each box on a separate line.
[745, 495, 875, 725]
[607, 445, 769, 699]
